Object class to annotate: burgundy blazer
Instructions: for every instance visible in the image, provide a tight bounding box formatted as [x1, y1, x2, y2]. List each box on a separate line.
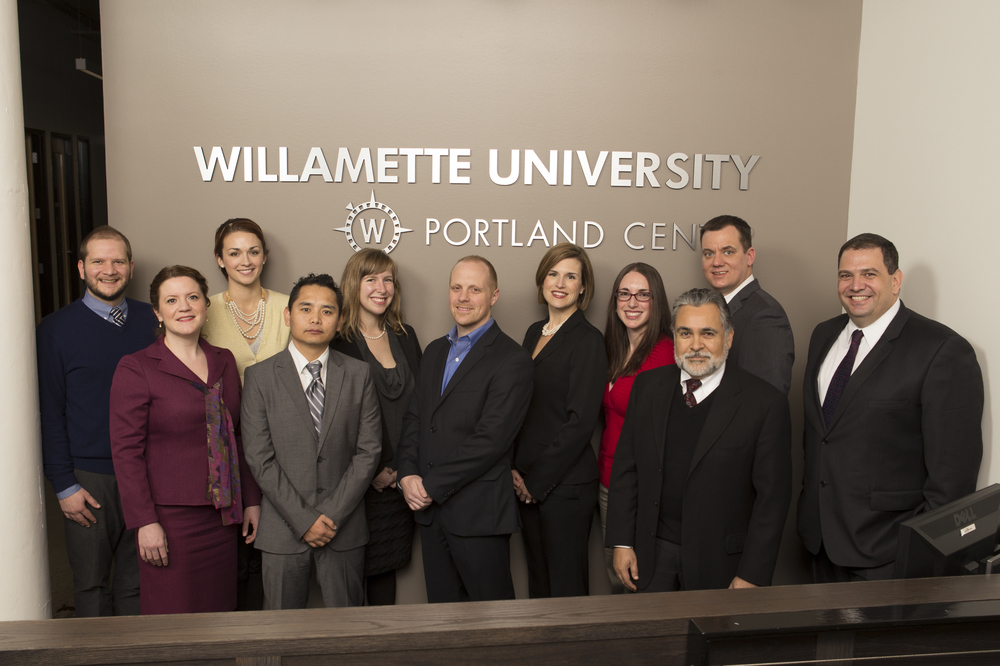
[110, 336, 261, 530]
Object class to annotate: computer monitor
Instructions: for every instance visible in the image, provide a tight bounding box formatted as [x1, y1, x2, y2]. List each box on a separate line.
[895, 483, 1000, 579]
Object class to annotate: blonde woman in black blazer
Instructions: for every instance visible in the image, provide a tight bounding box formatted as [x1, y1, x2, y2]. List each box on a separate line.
[513, 243, 607, 598]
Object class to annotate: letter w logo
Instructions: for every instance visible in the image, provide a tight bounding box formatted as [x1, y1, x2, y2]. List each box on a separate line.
[359, 218, 386, 243]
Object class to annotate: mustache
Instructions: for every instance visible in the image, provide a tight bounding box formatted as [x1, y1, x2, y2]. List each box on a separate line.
[682, 351, 713, 360]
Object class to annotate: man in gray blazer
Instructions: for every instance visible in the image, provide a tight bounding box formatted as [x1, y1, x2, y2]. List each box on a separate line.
[242, 273, 381, 608]
[700, 215, 794, 394]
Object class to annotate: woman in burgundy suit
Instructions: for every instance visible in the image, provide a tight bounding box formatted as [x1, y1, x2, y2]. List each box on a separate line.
[598, 262, 674, 591]
[110, 266, 261, 615]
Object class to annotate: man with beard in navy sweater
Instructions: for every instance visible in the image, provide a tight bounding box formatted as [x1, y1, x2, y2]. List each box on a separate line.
[36, 227, 157, 616]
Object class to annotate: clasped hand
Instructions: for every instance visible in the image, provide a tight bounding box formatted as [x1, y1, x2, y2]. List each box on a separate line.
[511, 469, 535, 504]
[303, 514, 337, 548]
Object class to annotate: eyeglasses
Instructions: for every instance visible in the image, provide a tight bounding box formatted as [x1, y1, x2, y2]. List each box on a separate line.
[616, 290, 652, 302]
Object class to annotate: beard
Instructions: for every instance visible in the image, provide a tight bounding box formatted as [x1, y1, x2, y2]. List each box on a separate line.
[85, 274, 129, 304]
[675, 345, 729, 378]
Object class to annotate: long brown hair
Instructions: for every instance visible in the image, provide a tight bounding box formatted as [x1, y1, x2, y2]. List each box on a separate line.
[338, 249, 406, 342]
[604, 262, 671, 382]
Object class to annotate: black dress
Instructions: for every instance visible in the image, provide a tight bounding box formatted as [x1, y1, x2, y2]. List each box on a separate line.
[331, 325, 420, 597]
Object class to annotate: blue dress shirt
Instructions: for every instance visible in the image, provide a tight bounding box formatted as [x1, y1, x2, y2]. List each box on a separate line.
[441, 318, 494, 394]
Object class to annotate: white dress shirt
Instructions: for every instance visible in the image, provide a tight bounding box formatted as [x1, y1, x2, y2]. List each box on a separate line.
[287, 342, 330, 393]
[679, 361, 727, 402]
[724, 274, 756, 304]
[817, 298, 901, 402]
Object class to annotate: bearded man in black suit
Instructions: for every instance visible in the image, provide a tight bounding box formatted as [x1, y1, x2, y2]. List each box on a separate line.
[607, 288, 791, 592]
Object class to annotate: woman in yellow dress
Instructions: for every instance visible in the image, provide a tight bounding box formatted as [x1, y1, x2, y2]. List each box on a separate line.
[201, 217, 290, 609]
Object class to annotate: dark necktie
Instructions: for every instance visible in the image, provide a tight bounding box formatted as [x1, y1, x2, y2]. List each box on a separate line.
[684, 378, 702, 408]
[110, 306, 125, 327]
[305, 361, 324, 435]
[822, 329, 863, 428]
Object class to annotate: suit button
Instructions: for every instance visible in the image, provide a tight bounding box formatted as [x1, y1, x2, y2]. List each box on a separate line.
[317, 456, 325, 462]
[819, 481, 827, 488]
[822, 440, 828, 445]
[654, 501, 658, 506]
[430, 426, 437, 433]
[317, 487, 325, 494]
[427, 463, 434, 468]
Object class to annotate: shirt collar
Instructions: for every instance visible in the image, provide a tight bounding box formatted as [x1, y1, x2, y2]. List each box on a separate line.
[446, 317, 494, 346]
[845, 297, 901, 348]
[679, 360, 727, 399]
[723, 274, 756, 304]
[287, 340, 330, 379]
[82, 290, 128, 321]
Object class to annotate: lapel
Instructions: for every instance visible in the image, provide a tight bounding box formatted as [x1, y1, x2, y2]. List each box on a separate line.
[531, 309, 583, 367]
[148, 337, 225, 386]
[653, 367, 678, 467]
[318, 351, 345, 452]
[687, 365, 740, 477]
[805, 315, 847, 422]
[729, 278, 761, 317]
[275, 348, 319, 444]
[435, 322, 500, 411]
[826, 303, 910, 432]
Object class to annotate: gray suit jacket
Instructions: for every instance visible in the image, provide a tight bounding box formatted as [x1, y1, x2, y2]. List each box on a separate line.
[242, 347, 381, 554]
[727, 279, 794, 395]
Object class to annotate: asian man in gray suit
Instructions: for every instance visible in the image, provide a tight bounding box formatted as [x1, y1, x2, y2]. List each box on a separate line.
[700, 215, 794, 394]
[242, 273, 381, 608]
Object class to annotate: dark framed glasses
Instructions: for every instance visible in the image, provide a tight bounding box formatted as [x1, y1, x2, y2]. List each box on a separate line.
[616, 290, 652, 302]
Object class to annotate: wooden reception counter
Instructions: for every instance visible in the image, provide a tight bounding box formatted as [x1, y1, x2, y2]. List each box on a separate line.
[3, 575, 1000, 665]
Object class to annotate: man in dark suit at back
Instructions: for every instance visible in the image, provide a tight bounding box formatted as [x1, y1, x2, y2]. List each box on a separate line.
[798, 233, 983, 582]
[701, 215, 794, 394]
[397, 256, 534, 603]
[607, 288, 791, 593]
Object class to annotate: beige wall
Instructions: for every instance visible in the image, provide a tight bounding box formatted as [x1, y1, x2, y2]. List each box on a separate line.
[848, 0, 998, 486]
[101, 0, 864, 598]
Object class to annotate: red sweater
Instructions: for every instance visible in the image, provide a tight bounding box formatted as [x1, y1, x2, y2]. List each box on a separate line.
[599, 335, 675, 488]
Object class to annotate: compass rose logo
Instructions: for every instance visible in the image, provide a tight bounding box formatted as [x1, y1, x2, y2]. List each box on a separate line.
[334, 191, 413, 254]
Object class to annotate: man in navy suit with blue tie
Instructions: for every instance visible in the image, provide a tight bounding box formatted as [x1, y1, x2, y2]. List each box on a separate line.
[798, 233, 983, 582]
[398, 256, 533, 603]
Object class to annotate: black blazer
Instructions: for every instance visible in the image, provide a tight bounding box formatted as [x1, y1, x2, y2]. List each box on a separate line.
[514, 309, 606, 501]
[397, 322, 534, 537]
[797, 302, 983, 568]
[606, 363, 791, 591]
[331, 324, 421, 470]
[727, 279, 794, 395]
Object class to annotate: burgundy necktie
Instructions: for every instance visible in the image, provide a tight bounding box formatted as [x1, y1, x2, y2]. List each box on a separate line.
[684, 378, 702, 408]
[822, 329, 863, 428]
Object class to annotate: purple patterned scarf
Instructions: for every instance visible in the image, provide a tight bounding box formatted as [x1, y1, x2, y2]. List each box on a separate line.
[190, 379, 243, 526]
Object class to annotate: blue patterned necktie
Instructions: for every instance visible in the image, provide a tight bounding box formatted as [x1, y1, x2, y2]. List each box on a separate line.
[305, 360, 324, 435]
[822, 329, 863, 428]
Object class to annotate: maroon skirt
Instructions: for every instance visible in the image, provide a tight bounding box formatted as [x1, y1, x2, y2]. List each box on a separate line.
[138, 504, 237, 615]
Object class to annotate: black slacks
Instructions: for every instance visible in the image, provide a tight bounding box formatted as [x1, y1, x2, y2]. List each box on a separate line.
[419, 520, 515, 603]
[519, 480, 598, 598]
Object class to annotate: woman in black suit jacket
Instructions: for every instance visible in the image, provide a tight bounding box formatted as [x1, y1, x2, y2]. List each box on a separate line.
[513, 243, 607, 598]
[331, 249, 420, 605]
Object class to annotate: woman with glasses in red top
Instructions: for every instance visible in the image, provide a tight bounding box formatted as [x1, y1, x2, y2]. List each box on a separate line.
[598, 262, 674, 592]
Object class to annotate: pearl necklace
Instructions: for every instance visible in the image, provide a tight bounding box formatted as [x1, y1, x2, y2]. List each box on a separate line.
[541, 319, 565, 337]
[226, 290, 266, 341]
[361, 327, 387, 341]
